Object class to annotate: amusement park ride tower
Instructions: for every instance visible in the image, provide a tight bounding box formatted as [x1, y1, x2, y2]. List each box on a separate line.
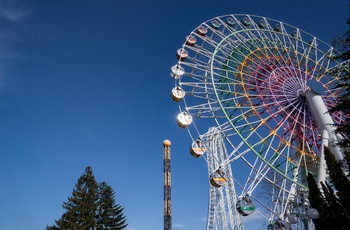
[163, 140, 172, 230]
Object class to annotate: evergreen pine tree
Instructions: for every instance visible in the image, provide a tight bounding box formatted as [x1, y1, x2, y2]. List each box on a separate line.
[307, 173, 331, 230]
[330, 14, 350, 148]
[323, 148, 350, 216]
[97, 182, 128, 230]
[307, 148, 350, 229]
[46, 167, 98, 229]
[52, 166, 99, 229]
[320, 182, 349, 229]
[46, 166, 128, 230]
[45, 226, 59, 230]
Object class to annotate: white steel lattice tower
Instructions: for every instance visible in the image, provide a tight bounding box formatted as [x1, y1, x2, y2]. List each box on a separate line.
[205, 127, 244, 230]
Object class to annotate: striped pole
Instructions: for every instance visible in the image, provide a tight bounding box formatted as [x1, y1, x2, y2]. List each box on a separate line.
[163, 140, 172, 230]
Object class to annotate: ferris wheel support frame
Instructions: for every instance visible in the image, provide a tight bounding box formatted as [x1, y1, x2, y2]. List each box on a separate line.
[304, 88, 344, 185]
[318, 130, 328, 187]
[205, 127, 244, 230]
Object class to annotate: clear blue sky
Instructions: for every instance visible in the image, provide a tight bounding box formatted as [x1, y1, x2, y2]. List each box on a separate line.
[0, 1, 348, 230]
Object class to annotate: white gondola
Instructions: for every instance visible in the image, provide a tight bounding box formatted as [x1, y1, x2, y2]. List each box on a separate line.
[226, 16, 236, 26]
[176, 48, 189, 61]
[236, 197, 255, 216]
[170, 64, 185, 79]
[211, 19, 221, 29]
[258, 20, 266, 29]
[308, 39, 318, 48]
[306, 208, 319, 219]
[273, 219, 286, 230]
[185, 35, 196, 46]
[291, 31, 298, 39]
[176, 111, 192, 128]
[197, 26, 207, 36]
[241, 17, 251, 27]
[209, 168, 227, 187]
[189, 139, 206, 157]
[171, 86, 185, 102]
[274, 23, 281, 32]
[287, 213, 298, 224]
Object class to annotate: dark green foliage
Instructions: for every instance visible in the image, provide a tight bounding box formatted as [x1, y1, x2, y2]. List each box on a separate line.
[97, 182, 127, 230]
[327, 63, 350, 148]
[307, 148, 350, 229]
[324, 148, 350, 214]
[330, 16, 350, 148]
[60, 166, 99, 229]
[343, 150, 350, 174]
[45, 227, 59, 230]
[46, 166, 127, 230]
[306, 174, 331, 229]
[333, 16, 350, 61]
[321, 181, 349, 229]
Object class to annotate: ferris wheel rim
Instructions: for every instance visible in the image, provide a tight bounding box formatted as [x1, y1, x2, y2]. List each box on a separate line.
[193, 14, 333, 47]
[173, 12, 345, 188]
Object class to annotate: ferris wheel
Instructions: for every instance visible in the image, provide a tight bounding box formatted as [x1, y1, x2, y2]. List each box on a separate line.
[169, 14, 346, 229]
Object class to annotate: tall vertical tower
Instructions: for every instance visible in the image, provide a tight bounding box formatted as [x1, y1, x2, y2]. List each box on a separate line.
[163, 139, 172, 230]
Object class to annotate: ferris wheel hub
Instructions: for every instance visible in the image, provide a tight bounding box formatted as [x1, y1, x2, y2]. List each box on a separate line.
[308, 79, 325, 95]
